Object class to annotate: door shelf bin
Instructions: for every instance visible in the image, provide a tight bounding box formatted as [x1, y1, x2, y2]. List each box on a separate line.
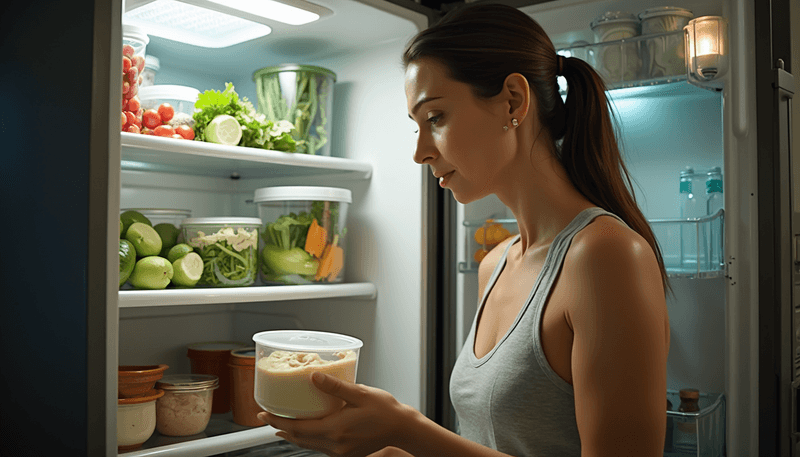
[665, 390, 725, 457]
[557, 30, 687, 91]
[650, 209, 725, 279]
[458, 218, 519, 274]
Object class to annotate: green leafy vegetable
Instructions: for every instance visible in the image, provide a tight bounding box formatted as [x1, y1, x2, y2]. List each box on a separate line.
[196, 241, 256, 287]
[262, 212, 315, 250]
[193, 82, 297, 152]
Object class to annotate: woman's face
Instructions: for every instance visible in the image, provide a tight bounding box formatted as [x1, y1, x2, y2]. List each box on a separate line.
[405, 58, 514, 203]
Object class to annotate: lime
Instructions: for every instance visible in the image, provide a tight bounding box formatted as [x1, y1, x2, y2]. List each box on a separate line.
[125, 222, 162, 257]
[129, 256, 174, 289]
[154, 223, 180, 258]
[167, 243, 194, 263]
[119, 239, 136, 287]
[206, 114, 242, 146]
[121, 210, 151, 235]
[171, 252, 203, 287]
[120, 219, 124, 238]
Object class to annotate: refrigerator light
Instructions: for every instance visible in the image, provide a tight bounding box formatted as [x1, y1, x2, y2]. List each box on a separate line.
[124, 0, 332, 48]
[684, 16, 728, 89]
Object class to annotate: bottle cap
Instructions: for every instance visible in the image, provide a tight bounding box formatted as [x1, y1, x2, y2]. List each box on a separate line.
[706, 179, 723, 193]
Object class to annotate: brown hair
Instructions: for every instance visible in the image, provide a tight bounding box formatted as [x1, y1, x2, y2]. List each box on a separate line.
[403, 4, 671, 296]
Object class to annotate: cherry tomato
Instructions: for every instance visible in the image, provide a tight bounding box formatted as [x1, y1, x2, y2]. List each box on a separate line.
[127, 97, 140, 113]
[175, 125, 195, 140]
[122, 81, 130, 95]
[127, 67, 138, 85]
[124, 111, 137, 127]
[132, 55, 145, 73]
[127, 124, 141, 134]
[153, 125, 176, 137]
[122, 56, 131, 73]
[158, 103, 175, 123]
[172, 134, 184, 140]
[142, 109, 162, 130]
[141, 128, 154, 135]
[122, 45, 135, 58]
[121, 112, 127, 130]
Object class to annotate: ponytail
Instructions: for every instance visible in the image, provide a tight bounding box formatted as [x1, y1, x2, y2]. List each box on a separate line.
[403, 4, 672, 297]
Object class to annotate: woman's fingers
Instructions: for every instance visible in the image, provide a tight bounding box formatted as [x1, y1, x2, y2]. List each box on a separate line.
[311, 372, 362, 405]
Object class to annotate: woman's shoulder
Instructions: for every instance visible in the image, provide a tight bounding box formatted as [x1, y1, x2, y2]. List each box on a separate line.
[476, 234, 517, 298]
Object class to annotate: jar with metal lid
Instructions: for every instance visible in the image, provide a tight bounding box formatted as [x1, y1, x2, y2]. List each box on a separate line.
[155, 374, 219, 436]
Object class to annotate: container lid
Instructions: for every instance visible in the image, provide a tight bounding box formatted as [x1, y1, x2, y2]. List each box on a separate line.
[156, 374, 219, 392]
[181, 217, 262, 226]
[638, 6, 694, 21]
[145, 55, 160, 71]
[122, 24, 150, 46]
[253, 330, 363, 352]
[138, 85, 201, 103]
[253, 186, 352, 204]
[253, 64, 337, 82]
[590, 11, 638, 29]
[679, 388, 700, 400]
[187, 341, 248, 359]
[121, 208, 191, 217]
[229, 347, 257, 366]
[118, 388, 164, 405]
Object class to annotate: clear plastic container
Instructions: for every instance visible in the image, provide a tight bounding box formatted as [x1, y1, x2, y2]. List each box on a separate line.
[138, 85, 200, 129]
[121, 208, 191, 227]
[253, 186, 351, 285]
[181, 217, 261, 287]
[142, 55, 160, 87]
[638, 7, 694, 78]
[155, 375, 218, 437]
[252, 330, 363, 419]
[121, 24, 149, 132]
[252, 65, 337, 156]
[590, 12, 642, 82]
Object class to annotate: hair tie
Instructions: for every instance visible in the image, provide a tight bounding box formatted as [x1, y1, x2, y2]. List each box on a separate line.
[557, 55, 565, 76]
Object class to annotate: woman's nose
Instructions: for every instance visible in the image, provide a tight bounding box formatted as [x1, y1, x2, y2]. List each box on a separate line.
[412, 133, 435, 164]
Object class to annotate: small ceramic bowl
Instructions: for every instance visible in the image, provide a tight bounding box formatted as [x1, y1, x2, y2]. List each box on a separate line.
[119, 364, 169, 398]
[117, 388, 164, 451]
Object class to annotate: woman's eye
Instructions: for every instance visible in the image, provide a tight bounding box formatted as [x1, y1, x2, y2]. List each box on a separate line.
[427, 115, 441, 126]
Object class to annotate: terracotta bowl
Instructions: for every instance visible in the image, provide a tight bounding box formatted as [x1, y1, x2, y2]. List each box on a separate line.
[119, 365, 169, 398]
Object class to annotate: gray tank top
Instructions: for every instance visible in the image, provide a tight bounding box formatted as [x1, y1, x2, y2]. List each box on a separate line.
[449, 207, 627, 456]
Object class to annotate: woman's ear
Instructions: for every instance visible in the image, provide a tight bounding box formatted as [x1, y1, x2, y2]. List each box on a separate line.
[502, 73, 531, 126]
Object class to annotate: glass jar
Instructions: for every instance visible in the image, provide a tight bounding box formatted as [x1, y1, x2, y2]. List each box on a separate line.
[155, 374, 218, 436]
[675, 388, 700, 453]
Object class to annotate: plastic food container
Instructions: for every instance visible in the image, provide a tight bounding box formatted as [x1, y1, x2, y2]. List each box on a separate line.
[117, 389, 164, 451]
[121, 208, 192, 228]
[155, 374, 219, 436]
[187, 341, 249, 414]
[638, 7, 694, 78]
[118, 364, 169, 398]
[253, 65, 337, 156]
[590, 11, 642, 82]
[142, 55, 160, 87]
[138, 85, 200, 129]
[229, 347, 266, 427]
[181, 217, 262, 287]
[121, 24, 149, 133]
[254, 186, 351, 285]
[253, 330, 363, 419]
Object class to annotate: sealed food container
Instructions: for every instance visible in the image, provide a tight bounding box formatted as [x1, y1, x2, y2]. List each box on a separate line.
[118, 364, 169, 398]
[253, 65, 337, 156]
[117, 389, 164, 451]
[121, 24, 149, 133]
[121, 208, 191, 227]
[254, 187, 351, 285]
[138, 84, 200, 130]
[229, 347, 266, 427]
[181, 217, 261, 287]
[639, 7, 694, 78]
[155, 374, 218, 436]
[590, 12, 642, 82]
[142, 55, 160, 87]
[253, 330, 363, 419]
[187, 341, 249, 414]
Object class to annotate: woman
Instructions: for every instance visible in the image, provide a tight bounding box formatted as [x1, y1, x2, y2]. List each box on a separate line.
[259, 4, 671, 456]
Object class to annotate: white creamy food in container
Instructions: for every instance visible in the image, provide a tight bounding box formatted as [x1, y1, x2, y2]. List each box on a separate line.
[252, 330, 363, 419]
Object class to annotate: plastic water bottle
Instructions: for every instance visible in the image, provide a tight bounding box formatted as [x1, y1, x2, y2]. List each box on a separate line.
[706, 167, 723, 270]
[679, 168, 705, 272]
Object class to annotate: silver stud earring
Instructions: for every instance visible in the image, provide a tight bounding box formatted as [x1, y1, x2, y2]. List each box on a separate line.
[503, 125, 509, 131]
[511, 118, 519, 127]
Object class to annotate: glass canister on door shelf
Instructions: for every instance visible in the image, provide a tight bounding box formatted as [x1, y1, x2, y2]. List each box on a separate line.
[678, 168, 707, 272]
[706, 167, 724, 270]
[674, 388, 700, 453]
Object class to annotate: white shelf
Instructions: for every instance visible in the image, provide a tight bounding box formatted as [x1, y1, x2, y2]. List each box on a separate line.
[121, 132, 373, 180]
[119, 282, 378, 308]
[122, 413, 282, 457]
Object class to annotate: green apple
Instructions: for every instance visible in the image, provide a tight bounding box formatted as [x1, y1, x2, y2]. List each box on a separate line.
[167, 243, 194, 263]
[171, 252, 203, 287]
[154, 223, 180, 258]
[129, 256, 173, 289]
[119, 239, 136, 286]
[125, 222, 162, 257]
[120, 210, 151, 234]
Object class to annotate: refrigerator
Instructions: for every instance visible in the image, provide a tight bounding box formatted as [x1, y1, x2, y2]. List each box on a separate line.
[0, 0, 796, 456]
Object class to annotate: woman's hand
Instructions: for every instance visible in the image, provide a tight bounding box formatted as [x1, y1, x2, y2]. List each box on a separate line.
[258, 372, 412, 457]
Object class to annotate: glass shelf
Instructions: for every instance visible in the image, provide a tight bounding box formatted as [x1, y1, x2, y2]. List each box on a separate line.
[557, 30, 696, 92]
[458, 210, 725, 279]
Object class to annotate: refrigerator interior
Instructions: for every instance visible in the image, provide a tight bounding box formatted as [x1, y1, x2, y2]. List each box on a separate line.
[115, 0, 428, 454]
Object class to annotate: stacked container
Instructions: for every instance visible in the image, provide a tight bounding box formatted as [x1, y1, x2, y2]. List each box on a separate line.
[638, 7, 694, 78]
[590, 11, 642, 83]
